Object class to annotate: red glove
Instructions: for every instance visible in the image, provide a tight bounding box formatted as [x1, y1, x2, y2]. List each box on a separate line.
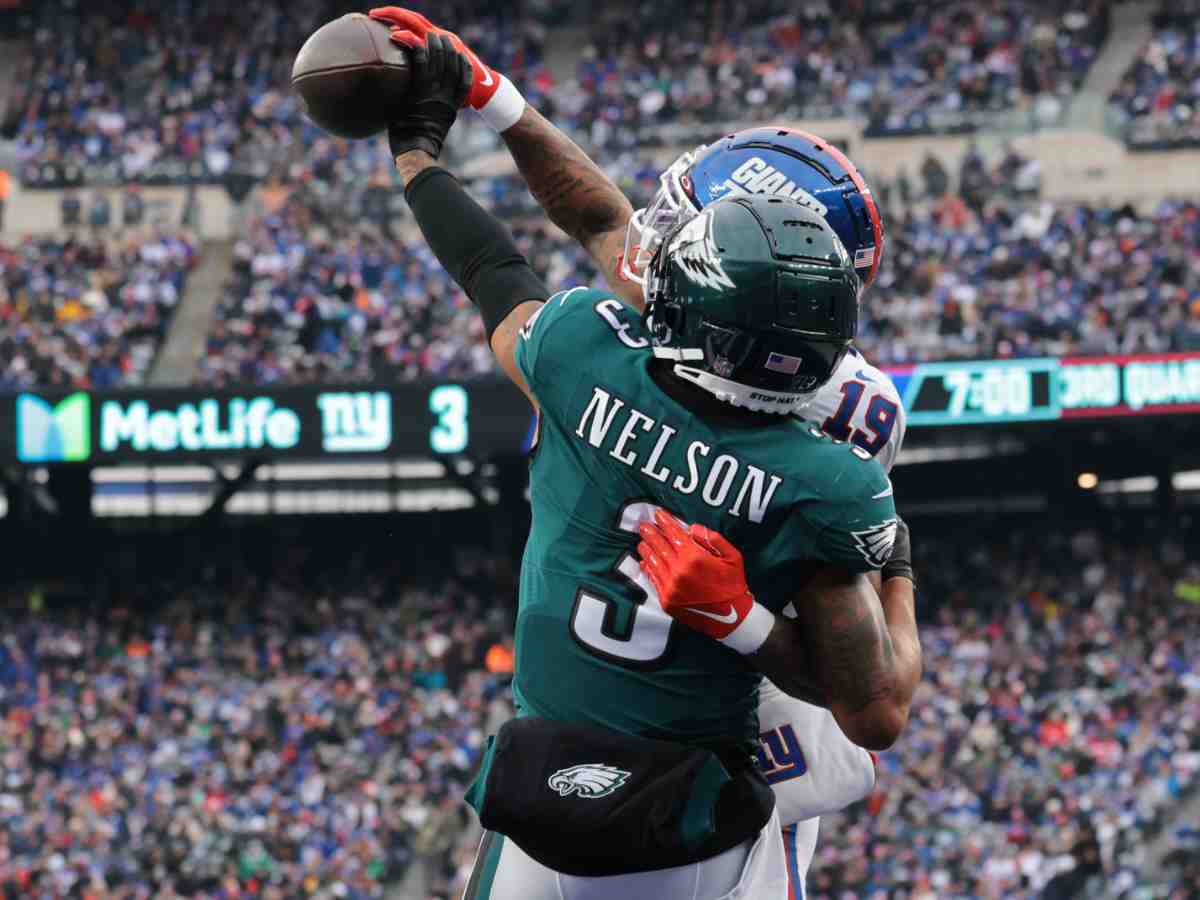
[637, 509, 775, 655]
[368, 7, 502, 110]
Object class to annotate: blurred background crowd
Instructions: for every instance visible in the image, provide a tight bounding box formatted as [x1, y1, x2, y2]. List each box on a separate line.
[1, 515, 1197, 899]
[1, 0, 1199, 898]
[0, 229, 196, 392]
[0, 0, 1196, 386]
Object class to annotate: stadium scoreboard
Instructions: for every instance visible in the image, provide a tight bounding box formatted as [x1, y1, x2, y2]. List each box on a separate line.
[2, 352, 1198, 465]
[1, 382, 534, 465]
[893, 353, 1200, 426]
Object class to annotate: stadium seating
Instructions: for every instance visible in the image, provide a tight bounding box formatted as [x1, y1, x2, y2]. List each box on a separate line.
[3, 0, 1108, 185]
[0, 516, 1195, 898]
[5, 0, 561, 186]
[862, 196, 1200, 364]
[0, 230, 197, 391]
[192, 189, 1200, 384]
[193, 180, 597, 386]
[813, 520, 1200, 899]
[568, 0, 1109, 145]
[1109, 1, 1200, 151]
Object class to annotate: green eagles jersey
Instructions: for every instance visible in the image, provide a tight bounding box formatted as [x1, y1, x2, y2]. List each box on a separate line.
[512, 287, 897, 749]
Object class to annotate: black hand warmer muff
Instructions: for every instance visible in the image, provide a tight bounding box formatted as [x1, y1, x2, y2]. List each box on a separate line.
[464, 717, 775, 877]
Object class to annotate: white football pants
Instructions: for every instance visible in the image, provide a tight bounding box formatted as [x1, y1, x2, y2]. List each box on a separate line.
[463, 808, 788, 900]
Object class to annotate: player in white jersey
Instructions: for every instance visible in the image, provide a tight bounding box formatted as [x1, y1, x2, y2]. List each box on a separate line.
[763, 346, 908, 897]
[807, 348, 907, 476]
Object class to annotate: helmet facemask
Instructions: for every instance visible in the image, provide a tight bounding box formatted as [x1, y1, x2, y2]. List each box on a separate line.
[622, 147, 704, 291]
[645, 197, 860, 416]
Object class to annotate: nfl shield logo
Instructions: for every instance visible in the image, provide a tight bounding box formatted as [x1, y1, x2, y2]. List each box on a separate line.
[764, 352, 803, 375]
[713, 357, 735, 377]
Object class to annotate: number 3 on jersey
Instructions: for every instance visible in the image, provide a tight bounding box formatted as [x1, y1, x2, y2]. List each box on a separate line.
[570, 501, 676, 665]
[821, 381, 898, 456]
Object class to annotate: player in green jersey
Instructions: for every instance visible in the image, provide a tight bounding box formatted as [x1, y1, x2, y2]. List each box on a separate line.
[381, 34, 912, 900]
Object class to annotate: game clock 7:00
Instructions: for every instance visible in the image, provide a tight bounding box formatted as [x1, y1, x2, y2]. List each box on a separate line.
[889, 353, 1200, 426]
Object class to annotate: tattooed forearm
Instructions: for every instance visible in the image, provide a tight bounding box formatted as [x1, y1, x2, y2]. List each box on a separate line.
[501, 107, 633, 251]
[748, 567, 907, 750]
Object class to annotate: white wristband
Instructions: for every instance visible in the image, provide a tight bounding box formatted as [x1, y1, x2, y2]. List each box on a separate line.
[478, 74, 526, 133]
[721, 602, 776, 656]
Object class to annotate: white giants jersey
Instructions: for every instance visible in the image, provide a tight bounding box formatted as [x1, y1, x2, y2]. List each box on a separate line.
[756, 348, 906, 828]
[804, 348, 906, 473]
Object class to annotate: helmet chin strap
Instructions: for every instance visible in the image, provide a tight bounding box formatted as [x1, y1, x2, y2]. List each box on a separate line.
[651, 346, 705, 362]
[670, 364, 815, 415]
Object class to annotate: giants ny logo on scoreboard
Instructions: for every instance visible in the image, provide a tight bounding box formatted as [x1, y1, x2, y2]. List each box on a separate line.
[317, 391, 393, 452]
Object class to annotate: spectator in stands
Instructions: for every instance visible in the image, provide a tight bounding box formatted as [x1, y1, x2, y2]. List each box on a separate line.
[60, 191, 80, 229]
[123, 185, 145, 228]
[0, 230, 197, 390]
[0, 167, 9, 232]
[88, 193, 112, 232]
[1109, 2, 1200, 150]
[2, 517, 1193, 899]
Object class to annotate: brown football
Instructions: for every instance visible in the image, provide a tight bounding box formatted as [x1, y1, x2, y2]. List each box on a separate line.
[291, 13, 411, 140]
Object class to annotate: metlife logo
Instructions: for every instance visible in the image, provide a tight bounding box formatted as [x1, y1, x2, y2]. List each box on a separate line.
[16, 393, 91, 462]
[98, 396, 302, 453]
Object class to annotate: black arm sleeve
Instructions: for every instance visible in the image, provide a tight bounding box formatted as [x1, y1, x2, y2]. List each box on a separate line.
[405, 166, 548, 339]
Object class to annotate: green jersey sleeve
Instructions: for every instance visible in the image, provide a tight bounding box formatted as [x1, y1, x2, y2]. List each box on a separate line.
[514, 286, 648, 417]
[806, 459, 898, 573]
[764, 439, 898, 577]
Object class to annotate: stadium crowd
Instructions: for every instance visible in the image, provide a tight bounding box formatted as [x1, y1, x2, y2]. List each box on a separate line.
[861, 195, 1200, 364]
[0, 532, 518, 900]
[1109, 1, 1200, 150]
[192, 180, 1200, 385]
[193, 178, 597, 386]
[4, 0, 1109, 183]
[0, 516, 1196, 899]
[0, 229, 197, 391]
[569, 0, 1107, 148]
[5, 0, 561, 185]
[811, 521, 1200, 899]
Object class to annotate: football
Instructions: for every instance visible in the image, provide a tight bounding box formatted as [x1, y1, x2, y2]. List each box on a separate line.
[291, 13, 411, 140]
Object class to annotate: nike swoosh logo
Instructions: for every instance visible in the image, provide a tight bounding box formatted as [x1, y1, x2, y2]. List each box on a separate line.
[688, 606, 739, 624]
[855, 369, 876, 382]
[873, 481, 894, 499]
[467, 49, 494, 85]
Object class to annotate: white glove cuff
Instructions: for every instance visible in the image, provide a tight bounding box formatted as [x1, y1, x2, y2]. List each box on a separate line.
[721, 602, 776, 655]
[478, 74, 526, 132]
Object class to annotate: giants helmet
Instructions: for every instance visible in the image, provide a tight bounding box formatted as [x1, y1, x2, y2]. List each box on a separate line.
[646, 194, 860, 414]
[624, 127, 883, 292]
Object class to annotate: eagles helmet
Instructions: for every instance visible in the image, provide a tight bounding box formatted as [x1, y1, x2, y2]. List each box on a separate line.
[624, 127, 883, 291]
[646, 194, 860, 414]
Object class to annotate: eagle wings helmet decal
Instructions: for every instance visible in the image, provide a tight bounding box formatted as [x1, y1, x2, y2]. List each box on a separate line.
[669, 208, 736, 292]
[547, 764, 632, 799]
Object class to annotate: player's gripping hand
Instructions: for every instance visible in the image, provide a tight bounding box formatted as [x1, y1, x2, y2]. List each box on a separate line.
[387, 33, 471, 160]
[637, 509, 775, 655]
[369, 7, 522, 130]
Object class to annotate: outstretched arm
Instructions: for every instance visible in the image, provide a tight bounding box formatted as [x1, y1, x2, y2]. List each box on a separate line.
[395, 151, 542, 403]
[386, 38, 545, 404]
[367, 7, 641, 307]
[499, 107, 641, 308]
